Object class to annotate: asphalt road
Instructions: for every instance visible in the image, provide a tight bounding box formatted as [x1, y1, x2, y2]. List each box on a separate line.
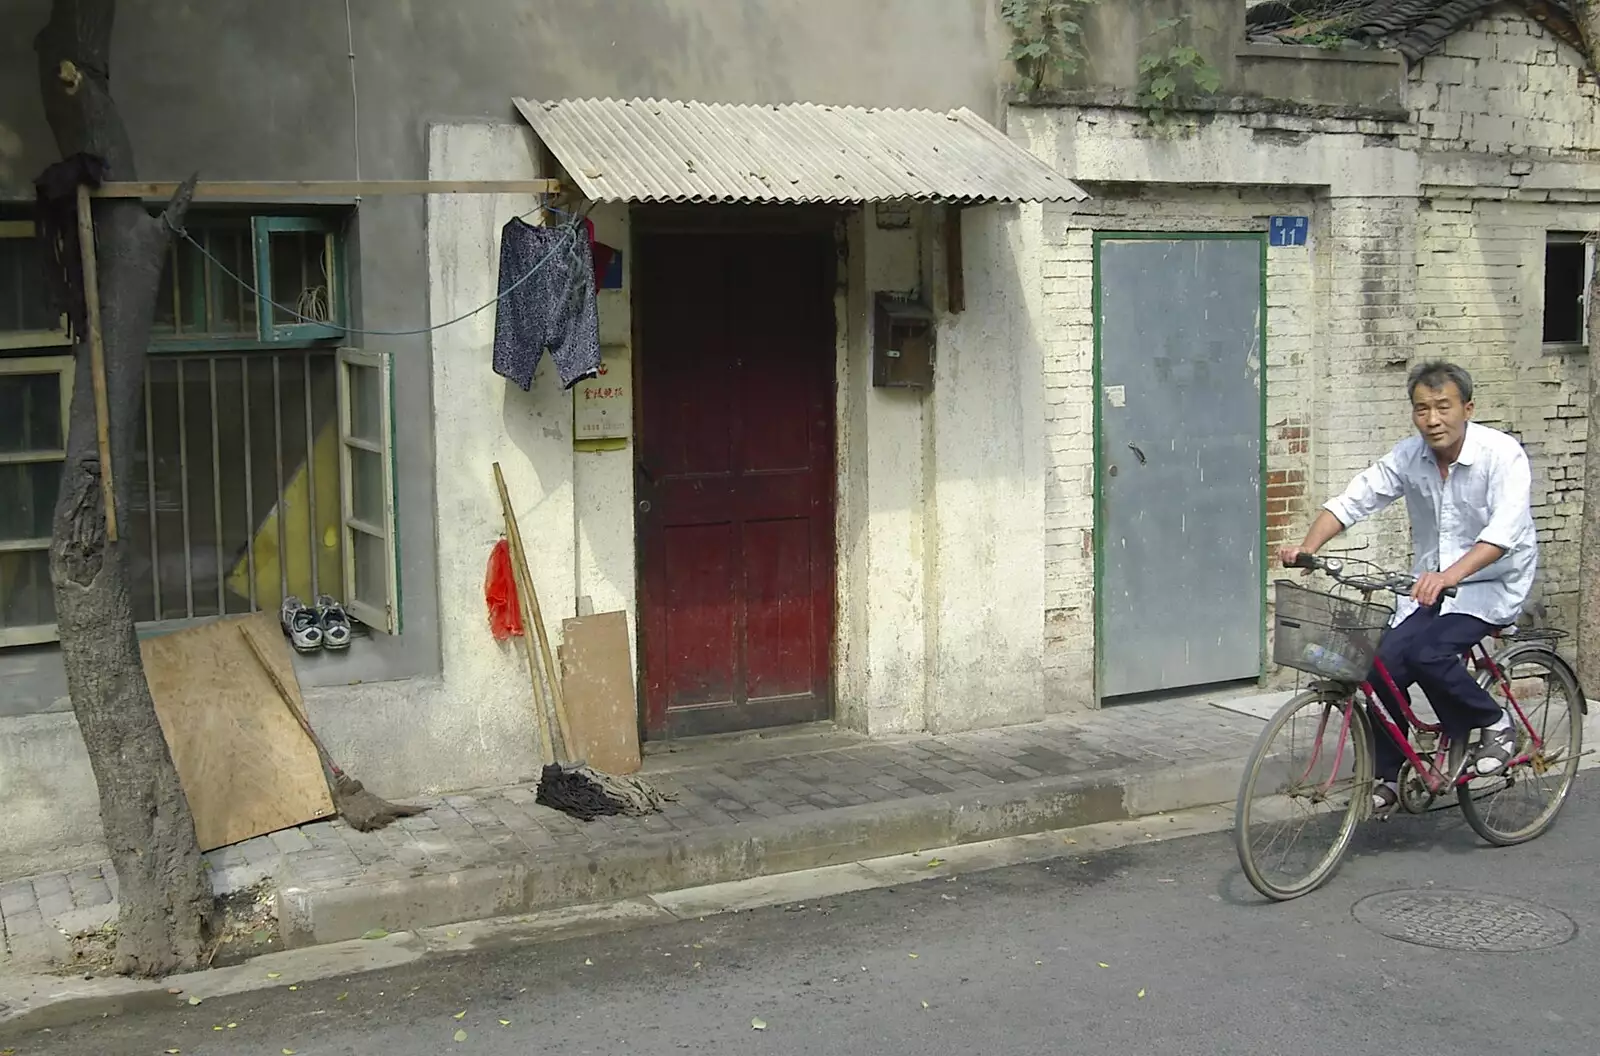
[11, 783, 1600, 1056]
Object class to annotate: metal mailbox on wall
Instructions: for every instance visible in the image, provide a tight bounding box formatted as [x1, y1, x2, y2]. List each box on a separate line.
[872, 293, 935, 390]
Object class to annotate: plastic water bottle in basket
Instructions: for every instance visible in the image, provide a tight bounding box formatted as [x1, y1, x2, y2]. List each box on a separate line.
[1273, 580, 1388, 684]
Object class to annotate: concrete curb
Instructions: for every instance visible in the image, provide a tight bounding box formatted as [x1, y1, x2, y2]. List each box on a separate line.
[277, 758, 1240, 948]
[0, 800, 1244, 1039]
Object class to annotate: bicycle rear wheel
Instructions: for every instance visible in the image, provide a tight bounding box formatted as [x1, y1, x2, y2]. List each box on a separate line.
[1235, 688, 1373, 901]
[1458, 645, 1584, 846]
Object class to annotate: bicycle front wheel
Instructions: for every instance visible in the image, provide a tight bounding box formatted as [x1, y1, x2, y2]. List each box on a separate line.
[1235, 688, 1373, 901]
[1458, 644, 1584, 846]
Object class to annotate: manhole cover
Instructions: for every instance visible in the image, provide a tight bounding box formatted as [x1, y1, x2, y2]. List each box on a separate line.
[1351, 890, 1575, 953]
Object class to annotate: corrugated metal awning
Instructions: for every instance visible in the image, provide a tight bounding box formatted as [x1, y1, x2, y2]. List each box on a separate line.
[513, 97, 1086, 206]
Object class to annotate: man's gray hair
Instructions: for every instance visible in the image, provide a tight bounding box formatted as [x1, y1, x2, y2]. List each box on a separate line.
[1407, 360, 1474, 404]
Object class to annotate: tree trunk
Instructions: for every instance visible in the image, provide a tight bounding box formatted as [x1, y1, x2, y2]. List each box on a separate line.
[35, 0, 212, 977]
[1576, 2, 1600, 692]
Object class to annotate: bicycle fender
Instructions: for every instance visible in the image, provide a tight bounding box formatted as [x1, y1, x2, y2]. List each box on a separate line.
[1499, 642, 1588, 716]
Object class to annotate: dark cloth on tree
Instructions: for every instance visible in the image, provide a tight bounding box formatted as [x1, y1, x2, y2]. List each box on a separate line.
[32, 152, 110, 341]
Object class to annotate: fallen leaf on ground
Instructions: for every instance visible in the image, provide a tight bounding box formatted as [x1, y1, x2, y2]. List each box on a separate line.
[751, 1018, 768, 1030]
[499, 1019, 511, 1027]
[336, 993, 348, 1001]
[1062, 838, 1076, 845]
[361, 928, 389, 940]
[1035, 961, 1043, 966]
[454, 1031, 468, 1043]
[446, 930, 460, 938]
[266, 972, 282, 979]
[288, 986, 299, 991]
[187, 996, 203, 1006]
[926, 858, 944, 869]
[921, 1001, 929, 1009]
[584, 958, 593, 965]
[213, 1026, 223, 1032]
[908, 953, 919, 959]
[1098, 962, 1109, 968]
[1138, 989, 1146, 999]
[284, 1050, 297, 1055]
[454, 1011, 467, 1020]
[227, 1023, 238, 1029]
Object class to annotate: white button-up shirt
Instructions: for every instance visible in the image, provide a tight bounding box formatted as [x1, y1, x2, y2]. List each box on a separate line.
[1323, 421, 1538, 629]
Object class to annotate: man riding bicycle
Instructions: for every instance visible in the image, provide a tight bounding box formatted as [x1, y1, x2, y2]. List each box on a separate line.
[1279, 360, 1538, 814]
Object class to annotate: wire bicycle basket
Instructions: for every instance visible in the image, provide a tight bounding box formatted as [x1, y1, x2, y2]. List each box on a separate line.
[1272, 580, 1391, 682]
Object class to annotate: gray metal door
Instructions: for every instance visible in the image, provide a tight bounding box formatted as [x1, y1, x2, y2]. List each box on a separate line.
[1096, 235, 1264, 699]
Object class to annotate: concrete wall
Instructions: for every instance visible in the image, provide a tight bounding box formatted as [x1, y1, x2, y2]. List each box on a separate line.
[1050, 0, 1406, 111]
[0, 0, 1006, 877]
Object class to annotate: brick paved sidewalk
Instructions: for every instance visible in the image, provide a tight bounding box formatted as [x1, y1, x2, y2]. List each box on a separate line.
[0, 693, 1277, 968]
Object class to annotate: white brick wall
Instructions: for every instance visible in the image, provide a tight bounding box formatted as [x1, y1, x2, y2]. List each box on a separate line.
[1413, 14, 1600, 155]
[1415, 196, 1594, 629]
[1410, 10, 1598, 631]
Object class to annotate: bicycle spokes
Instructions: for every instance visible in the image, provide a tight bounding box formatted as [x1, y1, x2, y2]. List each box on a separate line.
[1235, 692, 1370, 900]
[1458, 648, 1583, 845]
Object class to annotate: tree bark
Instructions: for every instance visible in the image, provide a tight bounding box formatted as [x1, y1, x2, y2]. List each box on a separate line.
[1576, 2, 1600, 692]
[35, 0, 212, 977]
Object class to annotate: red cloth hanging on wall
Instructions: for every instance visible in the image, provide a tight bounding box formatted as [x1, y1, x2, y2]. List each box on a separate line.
[484, 538, 524, 640]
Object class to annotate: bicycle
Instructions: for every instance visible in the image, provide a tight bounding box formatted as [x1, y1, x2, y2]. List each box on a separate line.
[1233, 553, 1587, 901]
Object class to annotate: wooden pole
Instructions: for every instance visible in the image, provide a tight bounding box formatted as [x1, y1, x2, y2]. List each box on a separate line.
[91, 179, 564, 200]
[493, 462, 557, 766]
[75, 182, 118, 543]
[491, 463, 576, 763]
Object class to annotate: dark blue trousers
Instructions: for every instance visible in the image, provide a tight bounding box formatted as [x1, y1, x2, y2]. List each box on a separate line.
[1365, 605, 1505, 781]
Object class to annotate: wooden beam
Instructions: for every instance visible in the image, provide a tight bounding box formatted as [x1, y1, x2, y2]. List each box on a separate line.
[75, 183, 118, 543]
[945, 204, 966, 314]
[92, 179, 565, 200]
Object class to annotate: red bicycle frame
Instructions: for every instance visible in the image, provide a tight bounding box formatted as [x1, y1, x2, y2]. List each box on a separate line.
[1295, 638, 1543, 800]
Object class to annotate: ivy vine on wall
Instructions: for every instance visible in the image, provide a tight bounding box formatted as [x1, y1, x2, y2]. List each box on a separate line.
[1002, 0, 1096, 98]
[1137, 14, 1223, 119]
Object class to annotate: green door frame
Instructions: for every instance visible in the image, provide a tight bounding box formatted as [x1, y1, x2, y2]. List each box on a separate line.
[1089, 230, 1270, 705]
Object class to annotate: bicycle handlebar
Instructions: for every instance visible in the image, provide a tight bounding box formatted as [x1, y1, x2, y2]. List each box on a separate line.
[1286, 552, 1457, 599]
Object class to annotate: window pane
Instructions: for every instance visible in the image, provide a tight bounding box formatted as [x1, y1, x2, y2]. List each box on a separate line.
[269, 231, 335, 328]
[351, 528, 388, 613]
[0, 461, 62, 541]
[0, 549, 54, 629]
[1543, 241, 1586, 343]
[154, 226, 258, 339]
[349, 446, 385, 527]
[347, 361, 382, 443]
[0, 236, 61, 333]
[0, 371, 64, 454]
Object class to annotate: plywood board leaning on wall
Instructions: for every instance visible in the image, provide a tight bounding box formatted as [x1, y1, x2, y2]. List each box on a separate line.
[140, 613, 335, 851]
[560, 611, 641, 774]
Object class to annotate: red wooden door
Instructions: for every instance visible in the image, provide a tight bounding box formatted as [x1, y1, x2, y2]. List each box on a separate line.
[636, 231, 836, 738]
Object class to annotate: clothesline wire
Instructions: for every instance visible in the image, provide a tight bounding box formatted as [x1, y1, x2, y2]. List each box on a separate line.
[159, 204, 585, 338]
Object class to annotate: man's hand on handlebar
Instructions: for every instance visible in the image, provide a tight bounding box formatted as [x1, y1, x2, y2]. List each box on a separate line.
[1278, 546, 1315, 572]
[1411, 570, 1457, 607]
